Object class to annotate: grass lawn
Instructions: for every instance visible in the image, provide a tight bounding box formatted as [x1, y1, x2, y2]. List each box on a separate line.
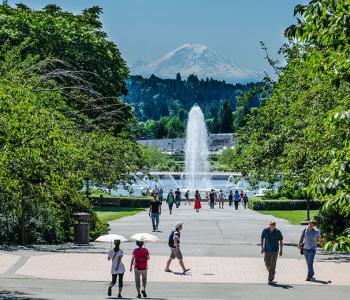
[93, 207, 145, 223]
[257, 210, 318, 224]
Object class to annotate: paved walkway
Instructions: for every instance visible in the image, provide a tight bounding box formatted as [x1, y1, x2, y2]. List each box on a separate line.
[1, 205, 350, 299]
[14, 253, 349, 285]
[108, 204, 306, 258]
[0, 254, 20, 273]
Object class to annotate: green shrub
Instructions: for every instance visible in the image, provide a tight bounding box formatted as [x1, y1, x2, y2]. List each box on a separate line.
[26, 203, 65, 244]
[0, 210, 20, 244]
[93, 196, 151, 208]
[315, 205, 350, 242]
[89, 210, 109, 241]
[248, 199, 323, 211]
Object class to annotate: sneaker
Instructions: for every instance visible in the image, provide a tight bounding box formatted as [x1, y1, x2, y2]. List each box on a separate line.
[117, 293, 122, 298]
[107, 287, 112, 296]
[306, 277, 311, 281]
[183, 268, 191, 274]
[141, 290, 147, 297]
[137, 294, 141, 298]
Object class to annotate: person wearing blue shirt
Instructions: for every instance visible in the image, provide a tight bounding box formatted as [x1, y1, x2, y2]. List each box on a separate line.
[233, 190, 240, 210]
[261, 221, 283, 284]
[298, 220, 323, 281]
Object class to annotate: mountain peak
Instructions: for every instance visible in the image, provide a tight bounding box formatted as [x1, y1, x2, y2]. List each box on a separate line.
[131, 43, 262, 83]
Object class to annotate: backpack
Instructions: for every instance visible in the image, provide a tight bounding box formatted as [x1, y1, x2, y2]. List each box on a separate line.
[168, 230, 180, 248]
[168, 231, 175, 248]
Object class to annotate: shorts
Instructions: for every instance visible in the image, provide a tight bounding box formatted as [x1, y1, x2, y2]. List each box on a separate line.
[170, 248, 183, 259]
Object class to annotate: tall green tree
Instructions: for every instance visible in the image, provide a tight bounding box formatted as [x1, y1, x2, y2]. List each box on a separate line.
[231, 0, 350, 250]
[218, 100, 233, 133]
[0, 3, 132, 131]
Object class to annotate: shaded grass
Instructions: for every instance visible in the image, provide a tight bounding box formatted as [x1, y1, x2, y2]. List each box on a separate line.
[257, 210, 318, 224]
[93, 207, 145, 223]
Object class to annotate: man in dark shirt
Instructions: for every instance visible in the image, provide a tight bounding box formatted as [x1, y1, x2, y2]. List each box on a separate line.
[149, 193, 161, 232]
[175, 188, 181, 208]
[261, 221, 283, 283]
[209, 189, 216, 209]
[184, 190, 190, 205]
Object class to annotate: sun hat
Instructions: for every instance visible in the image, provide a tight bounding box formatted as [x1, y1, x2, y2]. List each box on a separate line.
[175, 221, 183, 229]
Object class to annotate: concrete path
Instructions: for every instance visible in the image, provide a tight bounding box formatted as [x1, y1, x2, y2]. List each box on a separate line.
[109, 204, 305, 258]
[14, 253, 349, 285]
[1, 205, 350, 299]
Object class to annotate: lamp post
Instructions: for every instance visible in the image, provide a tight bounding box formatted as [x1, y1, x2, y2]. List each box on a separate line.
[21, 195, 30, 245]
[306, 198, 310, 221]
[301, 198, 311, 225]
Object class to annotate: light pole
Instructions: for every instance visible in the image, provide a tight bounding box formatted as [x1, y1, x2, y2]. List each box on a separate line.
[306, 198, 310, 221]
[21, 196, 30, 245]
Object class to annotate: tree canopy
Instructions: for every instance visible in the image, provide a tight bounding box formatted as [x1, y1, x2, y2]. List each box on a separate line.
[0, 3, 132, 131]
[230, 0, 350, 251]
[0, 4, 145, 244]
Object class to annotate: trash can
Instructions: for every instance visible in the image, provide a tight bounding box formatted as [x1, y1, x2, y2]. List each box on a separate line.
[73, 212, 90, 245]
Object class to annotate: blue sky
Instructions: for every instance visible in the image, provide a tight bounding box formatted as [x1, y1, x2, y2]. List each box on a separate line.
[9, 0, 308, 72]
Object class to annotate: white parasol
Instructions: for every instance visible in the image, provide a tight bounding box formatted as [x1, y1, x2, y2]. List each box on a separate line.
[130, 233, 159, 243]
[95, 234, 128, 247]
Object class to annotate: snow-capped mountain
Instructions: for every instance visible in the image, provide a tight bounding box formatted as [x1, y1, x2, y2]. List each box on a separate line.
[131, 43, 263, 83]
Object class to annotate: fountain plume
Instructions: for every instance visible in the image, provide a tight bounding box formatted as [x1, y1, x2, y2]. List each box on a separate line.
[184, 105, 210, 190]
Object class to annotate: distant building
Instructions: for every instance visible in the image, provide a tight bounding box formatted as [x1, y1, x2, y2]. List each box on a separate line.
[137, 133, 235, 153]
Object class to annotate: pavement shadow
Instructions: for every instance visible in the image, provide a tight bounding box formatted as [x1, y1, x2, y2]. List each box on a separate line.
[108, 298, 167, 300]
[0, 243, 104, 253]
[0, 290, 47, 300]
[310, 279, 332, 284]
[268, 283, 293, 289]
[318, 255, 350, 263]
[173, 271, 190, 276]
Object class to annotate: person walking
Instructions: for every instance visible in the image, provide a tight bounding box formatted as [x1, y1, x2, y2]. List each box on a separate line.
[205, 192, 209, 206]
[240, 190, 244, 201]
[107, 240, 125, 298]
[218, 190, 225, 209]
[166, 190, 175, 215]
[158, 188, 164, 205]
[184, 190, 191, 205]
[243, 193, 249, 209]
[152, 185, 159, 197]
[175, 188, 182, 208]
[149, 193, 161, 232]
[261, 221, 283, 284]
[165, 222, 191, 274]
[130, 240, 150, 299]
[209, 189, 216, 209]
[233, 190, 240, 210]
[194, 190, 202, 212]
[228, 190, 233, 207]
[298, 220, 323, 281]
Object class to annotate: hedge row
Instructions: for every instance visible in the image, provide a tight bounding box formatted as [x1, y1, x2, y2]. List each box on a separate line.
[248, 199, 323, 211]
[91, 196, 151, 208]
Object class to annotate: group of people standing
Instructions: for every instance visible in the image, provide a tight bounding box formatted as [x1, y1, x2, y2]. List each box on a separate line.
[148, 187, 251, 232]
[208, 189, 249, 210]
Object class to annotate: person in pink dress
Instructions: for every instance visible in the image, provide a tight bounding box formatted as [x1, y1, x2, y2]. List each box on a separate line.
[194, 190, 202, 212]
